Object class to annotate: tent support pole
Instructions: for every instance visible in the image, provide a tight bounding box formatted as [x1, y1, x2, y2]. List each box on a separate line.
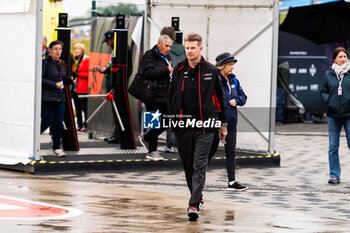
[233, 22, 272, 57]
[268, 0, 279, 154]
[145, 0, 150, 50]
[33, 0, 43, 161]
[238, 112, 269, 141]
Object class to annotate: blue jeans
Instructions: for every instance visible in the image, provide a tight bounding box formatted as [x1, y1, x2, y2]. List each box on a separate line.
[41, 101, 65, 150]
[327, 116, 350, 179]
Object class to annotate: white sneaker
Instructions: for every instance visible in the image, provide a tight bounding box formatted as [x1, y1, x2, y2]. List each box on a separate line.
[53, 149, 66, 157]
[146, 151, 164, 160]
[199, 199, 205, 210]
[162, 146, 175, 153]
[138, 135, 148, 151]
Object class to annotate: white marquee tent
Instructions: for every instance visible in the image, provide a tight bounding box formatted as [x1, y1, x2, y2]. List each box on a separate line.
[146, 0, 279, 153]
[0, 0, 42, 165]
[0, 0, 278, 166]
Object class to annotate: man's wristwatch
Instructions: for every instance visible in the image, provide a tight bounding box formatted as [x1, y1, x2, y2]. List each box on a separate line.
[221, 123, 227, 127]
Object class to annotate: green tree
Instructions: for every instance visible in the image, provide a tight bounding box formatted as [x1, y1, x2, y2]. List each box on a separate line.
[97, 3, 140, 16]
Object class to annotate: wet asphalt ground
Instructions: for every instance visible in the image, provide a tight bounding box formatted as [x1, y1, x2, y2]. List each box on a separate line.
[1, 122, 350, 232]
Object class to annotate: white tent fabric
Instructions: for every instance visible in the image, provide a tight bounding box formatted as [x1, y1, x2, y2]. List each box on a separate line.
[0, 0, 36, 164]
[147, 0, 277, 152]
[0, 0, 31, 13]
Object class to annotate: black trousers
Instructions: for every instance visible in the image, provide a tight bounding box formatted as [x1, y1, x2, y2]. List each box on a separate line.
[144, 102, 168, 152]
[175, 128, 214, 208]
[72, 92, 87, 128]
[106, 77, 119, 137]
[208, 127, 237, 182]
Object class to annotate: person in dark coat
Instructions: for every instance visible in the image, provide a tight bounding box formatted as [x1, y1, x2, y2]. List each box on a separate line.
[168, 33, 227, 220]
[95, 30, 119, 144]
[41, 40, 71, 156]
[208, 52, 248, 191]
[160, 26, 186, 153]
[320, 47, 350, 184]
[138, 34, 173, 160]
[42, 35, 49, 59]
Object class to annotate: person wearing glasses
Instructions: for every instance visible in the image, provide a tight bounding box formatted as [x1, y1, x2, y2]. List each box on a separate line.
[41, 40, 72, 156]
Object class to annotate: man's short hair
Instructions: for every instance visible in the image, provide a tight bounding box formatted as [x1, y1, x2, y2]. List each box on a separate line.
[158, 34, 173, 44]
[49, 40, 64, 49]
[184, 33, 202, 46]
[160, 27, 176, 41]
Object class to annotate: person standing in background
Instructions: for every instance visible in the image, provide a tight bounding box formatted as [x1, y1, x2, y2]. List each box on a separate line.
[96, 30, 119, 144]
[41, 40, 72, 156]
[160, 26, 186, 153]
[72, 43, 89, 132]
[208, 52, 248, 191]
[320, 47, 350, 184]
[138, 34, 173, 160]
[42, 35, 49, 59]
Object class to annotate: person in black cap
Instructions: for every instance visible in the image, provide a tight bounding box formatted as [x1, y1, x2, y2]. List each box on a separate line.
[96, 30, 119, 143]
[208, 52, 248, 191]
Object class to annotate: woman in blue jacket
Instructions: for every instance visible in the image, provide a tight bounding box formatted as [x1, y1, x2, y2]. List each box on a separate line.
[208, 52, 247, 190]
[320, 47, 350, 184]
[41, 40, 70, 157]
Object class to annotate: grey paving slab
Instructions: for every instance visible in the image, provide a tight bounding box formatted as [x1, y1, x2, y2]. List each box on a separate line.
[2, 122, 347, 231]
[49, 123, 350, 224]
[1, 174, 349, 232]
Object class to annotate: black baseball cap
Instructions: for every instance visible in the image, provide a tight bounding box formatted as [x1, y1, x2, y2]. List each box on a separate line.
[102, 30, 113, 43]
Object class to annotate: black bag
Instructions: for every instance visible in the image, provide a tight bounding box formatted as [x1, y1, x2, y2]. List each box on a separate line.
[128, 73, 157, 103]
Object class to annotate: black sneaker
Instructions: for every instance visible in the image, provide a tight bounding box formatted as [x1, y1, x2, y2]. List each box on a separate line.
[227, 182, 248, 191]
[328, 177, 340, 184]
[187, 206, 199, 221]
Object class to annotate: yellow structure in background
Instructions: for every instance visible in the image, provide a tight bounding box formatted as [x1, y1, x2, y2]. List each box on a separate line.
[43, 0, 64, 44]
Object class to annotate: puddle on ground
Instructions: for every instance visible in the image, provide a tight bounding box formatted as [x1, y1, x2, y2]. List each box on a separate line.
[1, 178, 350, 232]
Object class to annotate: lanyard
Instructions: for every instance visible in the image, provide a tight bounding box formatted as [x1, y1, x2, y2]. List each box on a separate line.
[55, 59, 62, 80]
[337, 74, 344, 96]
[155, 48, 171, 66]
[337, 74, 344, 88]
[226, 81, 231, 95]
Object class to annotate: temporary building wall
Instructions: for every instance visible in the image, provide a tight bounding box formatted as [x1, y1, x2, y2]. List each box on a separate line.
[147, 0, 279, 153]
[0, 0, 278, 166]
[0, 0, 42, 164]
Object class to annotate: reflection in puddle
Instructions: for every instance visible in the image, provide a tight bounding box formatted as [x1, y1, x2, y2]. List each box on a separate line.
[3, 179, 350, 232]
[225, 210, 235, 221]
[83, 195, 238, 232]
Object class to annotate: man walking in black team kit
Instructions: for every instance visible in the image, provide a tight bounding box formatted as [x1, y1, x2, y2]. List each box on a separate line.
[168, 33, 227, 220]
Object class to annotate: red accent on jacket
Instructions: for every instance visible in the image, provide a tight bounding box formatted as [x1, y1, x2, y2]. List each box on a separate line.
[76, 56, 90, 94]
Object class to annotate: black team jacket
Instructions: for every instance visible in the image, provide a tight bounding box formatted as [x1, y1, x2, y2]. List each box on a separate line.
[168, 56, 226, 133]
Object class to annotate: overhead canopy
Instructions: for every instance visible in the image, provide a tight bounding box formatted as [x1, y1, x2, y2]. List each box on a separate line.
[147, 0, 278, 152]
[280, 0, 350, 44]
